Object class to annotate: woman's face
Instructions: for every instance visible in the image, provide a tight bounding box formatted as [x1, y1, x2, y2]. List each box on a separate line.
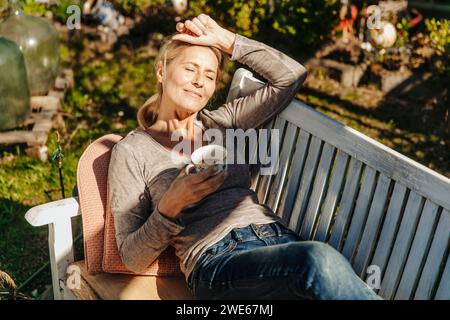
[158, 45, 219, 115]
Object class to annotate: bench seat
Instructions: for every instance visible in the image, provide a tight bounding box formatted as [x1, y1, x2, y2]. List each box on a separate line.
[70, 261, 194, 300]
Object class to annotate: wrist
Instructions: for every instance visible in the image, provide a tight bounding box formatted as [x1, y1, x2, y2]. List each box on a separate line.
[218, 30, 236, 55]
[157, 200, 181, 220]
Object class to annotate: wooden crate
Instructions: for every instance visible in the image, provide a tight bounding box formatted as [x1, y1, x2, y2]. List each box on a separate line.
[0, 69, 74, 161]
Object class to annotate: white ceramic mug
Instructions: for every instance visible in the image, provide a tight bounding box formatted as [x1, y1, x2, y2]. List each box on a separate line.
[185, 145, 227, 175]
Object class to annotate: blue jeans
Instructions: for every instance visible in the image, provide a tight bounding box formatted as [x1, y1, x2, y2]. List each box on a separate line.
[187, 222, 382, 300]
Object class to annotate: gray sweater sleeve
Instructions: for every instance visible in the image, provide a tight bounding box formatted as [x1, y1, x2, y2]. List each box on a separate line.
[199, 34, 308, 130]
[108, 142, 184, 273]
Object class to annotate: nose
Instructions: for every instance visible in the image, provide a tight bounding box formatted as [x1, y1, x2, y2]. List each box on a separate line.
[192, 73, 204, 87]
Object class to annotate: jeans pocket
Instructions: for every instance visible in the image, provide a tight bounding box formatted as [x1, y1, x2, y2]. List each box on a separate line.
[191, 240, 237, 289]
[210, 239, 237, 260]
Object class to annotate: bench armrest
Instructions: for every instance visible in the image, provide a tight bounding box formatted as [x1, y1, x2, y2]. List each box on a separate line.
[24, 197, 81, 300]
[25, 197, 81, 227]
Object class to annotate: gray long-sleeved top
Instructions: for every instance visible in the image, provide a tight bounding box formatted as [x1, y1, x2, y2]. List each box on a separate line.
[108, 34, 307, 280]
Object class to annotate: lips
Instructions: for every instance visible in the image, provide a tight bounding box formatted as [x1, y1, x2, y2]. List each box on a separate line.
[184, 89, 202, 98]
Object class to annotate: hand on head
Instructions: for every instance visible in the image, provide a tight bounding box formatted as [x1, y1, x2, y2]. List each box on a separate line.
[172, 14, 236, 55]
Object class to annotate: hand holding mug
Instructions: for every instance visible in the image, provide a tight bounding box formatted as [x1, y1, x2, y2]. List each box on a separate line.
[159, 145, 228, 219]
[184, 145, 227, 175]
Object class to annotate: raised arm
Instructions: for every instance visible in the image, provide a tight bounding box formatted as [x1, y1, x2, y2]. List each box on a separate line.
[200, 34, 308, 130]
[108, 143, 184, 273]
[171, 14, 307, 131]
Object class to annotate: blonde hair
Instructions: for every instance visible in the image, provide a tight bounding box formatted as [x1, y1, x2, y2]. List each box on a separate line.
[137, 34, 228, 129]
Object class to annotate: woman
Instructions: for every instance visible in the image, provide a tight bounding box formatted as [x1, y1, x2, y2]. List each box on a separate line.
[108, 14, 381, 300]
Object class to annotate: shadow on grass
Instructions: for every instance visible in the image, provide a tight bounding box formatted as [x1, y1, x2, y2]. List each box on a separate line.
[301, 74, 447, 136]
[0, 198, 51, 298]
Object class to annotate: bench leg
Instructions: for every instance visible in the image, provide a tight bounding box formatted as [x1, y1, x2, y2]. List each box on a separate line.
[48, 220, 76, 300]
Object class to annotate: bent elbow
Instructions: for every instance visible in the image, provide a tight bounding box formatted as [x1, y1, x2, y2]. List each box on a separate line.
[119, 247, 148, 274]
[279, 64, 308, 89]
[295, 64, 308, 85]
[117, 238, 149, 274]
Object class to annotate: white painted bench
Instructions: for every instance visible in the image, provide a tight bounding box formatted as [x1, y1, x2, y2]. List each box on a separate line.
[25, 68, 450, 300]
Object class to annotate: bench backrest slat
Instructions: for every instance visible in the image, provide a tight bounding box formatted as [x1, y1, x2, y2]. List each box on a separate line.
[353, 173, 392, 277]
[379, 191, 424, 299]
[277, 129, 311, 226]
[328, 158, 364, 251]
[256, 117, 286, 204]
[395, 200, 440, 299]
[415, 209, 450, 299]
[249, 118, 275, 191]
[299, 142, 335, 240]
[342, 166, 378, 261]
[435, 256, 450, 300]
[314, 150, 349, 242]
[287, 135, 323, 233]
[266, 122, 298, 213]
[370, 183, 408, 275]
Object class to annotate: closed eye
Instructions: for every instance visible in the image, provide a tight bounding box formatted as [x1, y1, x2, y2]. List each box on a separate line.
[185, 67, 215, 80]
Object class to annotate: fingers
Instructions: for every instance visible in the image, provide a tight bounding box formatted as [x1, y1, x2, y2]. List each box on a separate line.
[205, 169, 228, 187]
[197, 14, 209, 25]
[172, 33, 198, 43]
[176, 22, 196, 36]
[176, 22, 184, 33]
[192, 17, 208, 35]
[176, 15, 210, 37]
[188, 165, 222, 184]
[193, 170, 227, 196]
[176, 167, 226, 206]
[185, 20, 204, 36]
[178, 164, 227, 207]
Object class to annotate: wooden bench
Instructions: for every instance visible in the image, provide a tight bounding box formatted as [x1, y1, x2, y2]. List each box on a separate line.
[25, 68, 450, 300]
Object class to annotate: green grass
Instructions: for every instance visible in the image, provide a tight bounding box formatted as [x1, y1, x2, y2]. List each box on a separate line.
[0, 131, 81, 298]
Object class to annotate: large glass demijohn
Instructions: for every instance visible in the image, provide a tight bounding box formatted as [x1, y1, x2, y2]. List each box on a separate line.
[0, 0, 60, 96]
[0, 37, 31, 130]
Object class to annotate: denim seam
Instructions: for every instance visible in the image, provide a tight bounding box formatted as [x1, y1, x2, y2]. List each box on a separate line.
[189, 240, 235, 285]
[203, 242, 235, 267]
[204, 241, 238, 289]
[201, 270, 303, 288]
